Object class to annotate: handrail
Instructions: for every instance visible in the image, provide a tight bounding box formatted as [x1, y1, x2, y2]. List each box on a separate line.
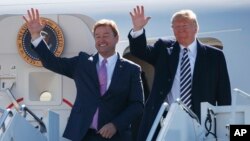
[21, 105, 47, 133]
[146, 102, 169, 141]
[234, 88, 250, 98]
[0, 108, 13, 132]
[5, 88, 20, 111]
[176, 98, 200, 123]
[1, 88, 47, 134]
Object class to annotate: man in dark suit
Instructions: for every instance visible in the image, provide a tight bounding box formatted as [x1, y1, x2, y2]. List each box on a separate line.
[128, 6, 231, 141]
[23, 8, 144, 141]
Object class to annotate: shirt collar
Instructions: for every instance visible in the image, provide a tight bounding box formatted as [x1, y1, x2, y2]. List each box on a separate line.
[98, 52, 118, 66]
[180, 40, 197, 56]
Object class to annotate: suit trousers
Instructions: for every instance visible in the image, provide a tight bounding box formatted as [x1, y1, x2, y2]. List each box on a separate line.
[81, 129, 106, 141]
[82, 129, 133, 141]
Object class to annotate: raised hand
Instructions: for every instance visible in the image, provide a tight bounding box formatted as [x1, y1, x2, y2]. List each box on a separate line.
[129, 5, 151, 31]
[23, 8, 45, 40]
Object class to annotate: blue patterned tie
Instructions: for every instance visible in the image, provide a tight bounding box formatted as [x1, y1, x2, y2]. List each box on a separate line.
[180, 48, 192, 108]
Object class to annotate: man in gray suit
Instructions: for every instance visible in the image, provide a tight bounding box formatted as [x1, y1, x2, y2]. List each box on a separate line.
[23, 8, 144, 141]
[128, 6, 231, 141]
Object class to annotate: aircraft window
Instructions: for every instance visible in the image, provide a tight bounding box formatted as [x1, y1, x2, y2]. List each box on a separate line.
[40, 91, 52, 102]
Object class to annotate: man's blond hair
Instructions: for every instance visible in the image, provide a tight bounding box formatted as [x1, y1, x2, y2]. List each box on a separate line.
[93, 19, 119, 37]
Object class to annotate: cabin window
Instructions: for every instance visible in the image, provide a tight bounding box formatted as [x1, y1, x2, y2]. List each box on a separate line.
[40, 91, 52, 102]
[28, 71, 62, 105]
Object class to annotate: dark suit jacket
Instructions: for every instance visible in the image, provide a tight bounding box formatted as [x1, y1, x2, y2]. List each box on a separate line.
[128, 30, 231, 141]
[33, 40, 144, 141]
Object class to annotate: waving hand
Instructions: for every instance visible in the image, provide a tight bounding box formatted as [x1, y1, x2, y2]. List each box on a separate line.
[23, 8, 45, 40]
[129, 5, 151, 31]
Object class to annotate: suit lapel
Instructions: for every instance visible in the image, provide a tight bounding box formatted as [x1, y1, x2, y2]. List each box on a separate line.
[169, 42, 180, 77]
[88, 54, 100, 93]
[106, 54, 124, 94]
[193, 40, 207, 85]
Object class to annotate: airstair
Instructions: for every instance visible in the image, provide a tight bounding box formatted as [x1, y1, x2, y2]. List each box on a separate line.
[0, 88, 60, 141]
[147, 89, 250, 141]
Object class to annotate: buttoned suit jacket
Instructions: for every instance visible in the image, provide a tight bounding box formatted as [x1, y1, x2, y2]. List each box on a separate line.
[128, 30, 231, 141]
[33, 40, 144, 141]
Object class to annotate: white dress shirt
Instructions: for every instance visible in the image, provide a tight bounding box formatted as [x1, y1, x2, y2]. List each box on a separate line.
[98, 53, 117, 89]
[167, 41, 197, 104]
